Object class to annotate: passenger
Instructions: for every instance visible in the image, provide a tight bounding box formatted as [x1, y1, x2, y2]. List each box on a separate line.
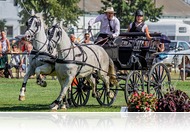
[128, 9, 152, 40]
[178, 55, 190, 81]
[88, 7, 120, 42]
[82, 33, 93, 44]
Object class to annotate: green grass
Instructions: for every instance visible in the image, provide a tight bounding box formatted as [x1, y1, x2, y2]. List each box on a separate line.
[0, 72, 190, 112]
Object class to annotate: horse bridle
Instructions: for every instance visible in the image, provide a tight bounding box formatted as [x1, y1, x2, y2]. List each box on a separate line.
[48, 24, 62, 48]
[25, 15, 41, 39]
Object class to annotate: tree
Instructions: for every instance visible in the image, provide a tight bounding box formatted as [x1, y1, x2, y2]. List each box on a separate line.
[100, 0, 163, 29]
[0, 19, 6, 31]
[17, 0, 83, 27]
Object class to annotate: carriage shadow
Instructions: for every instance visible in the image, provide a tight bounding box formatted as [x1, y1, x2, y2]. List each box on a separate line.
[0, 104, 49, 111]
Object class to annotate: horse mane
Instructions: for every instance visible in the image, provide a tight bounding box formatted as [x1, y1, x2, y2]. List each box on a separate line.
[35, 12, 48, 30]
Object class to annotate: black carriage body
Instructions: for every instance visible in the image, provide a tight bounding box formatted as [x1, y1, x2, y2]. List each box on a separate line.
[102, 32, 160, 70]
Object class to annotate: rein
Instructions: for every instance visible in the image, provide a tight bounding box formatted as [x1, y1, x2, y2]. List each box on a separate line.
[94, 37, 109, 46]
[31, 39, 48, 60]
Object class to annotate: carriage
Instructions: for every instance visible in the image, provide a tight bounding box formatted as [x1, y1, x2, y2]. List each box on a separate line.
[69, 32, 171, 107]
[20, 13, 171, 110]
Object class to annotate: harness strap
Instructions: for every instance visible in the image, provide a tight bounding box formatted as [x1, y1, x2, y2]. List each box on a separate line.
[30, 50, 57, 59]
[74, 44, 87, 77]
[83, 45, 102, 69]
[55, 59, 108, 73]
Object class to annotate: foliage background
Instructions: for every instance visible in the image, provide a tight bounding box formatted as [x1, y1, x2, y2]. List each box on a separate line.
[100, 0, 163, 28]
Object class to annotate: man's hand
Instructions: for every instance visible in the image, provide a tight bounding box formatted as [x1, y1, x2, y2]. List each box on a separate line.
[88, 26, 92, 32]
[107, 34, 113, 39]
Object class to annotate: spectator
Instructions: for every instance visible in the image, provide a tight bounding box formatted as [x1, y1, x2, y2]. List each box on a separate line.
[70, 34, 79, 44]
[20, 43, 33, 73]
[20, 39, 31, 52]
[9, 44, 21, 78]
[88, 7, 120, 42]
[82, 33, 93, 44]
[0, 41, 4, 77]
[178, 55, 190, 81]
[154, 39, 165, 63]
[0, 31, 10, 77]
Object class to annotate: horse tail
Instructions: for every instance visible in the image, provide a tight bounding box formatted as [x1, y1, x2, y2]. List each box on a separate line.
[108, 58, 118, 85]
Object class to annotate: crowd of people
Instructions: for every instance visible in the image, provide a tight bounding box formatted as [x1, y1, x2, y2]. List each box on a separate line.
[0, 31, 33, 78]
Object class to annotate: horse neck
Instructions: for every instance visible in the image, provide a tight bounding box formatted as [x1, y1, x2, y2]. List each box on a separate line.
[33, 26, 48, 52]
[57, 31, 72, 59]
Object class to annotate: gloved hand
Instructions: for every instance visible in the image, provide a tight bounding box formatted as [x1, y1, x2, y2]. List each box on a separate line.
[88, 26, 92, 32]
[107, 34, 113, 39]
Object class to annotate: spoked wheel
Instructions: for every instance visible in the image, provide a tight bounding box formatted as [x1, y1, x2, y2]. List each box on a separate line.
[147, 62, 171, 98]
[124, 71, 144, 103]
[71, 77, 91, 107]
[96, 79, 118, 106]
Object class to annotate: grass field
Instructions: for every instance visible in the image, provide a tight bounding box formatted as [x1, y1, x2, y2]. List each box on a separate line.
[0, 72, 190, 112]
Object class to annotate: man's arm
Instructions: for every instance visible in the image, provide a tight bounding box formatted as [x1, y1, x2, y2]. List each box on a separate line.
[88, 14, 102, 27]
[112, 18, 120, 37]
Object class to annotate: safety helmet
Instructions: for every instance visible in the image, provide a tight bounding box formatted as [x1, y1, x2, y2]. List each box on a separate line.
[135, 10, 144, 16]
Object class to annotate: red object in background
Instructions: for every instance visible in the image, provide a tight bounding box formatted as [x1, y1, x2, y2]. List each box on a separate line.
[21, 44, 26, 52]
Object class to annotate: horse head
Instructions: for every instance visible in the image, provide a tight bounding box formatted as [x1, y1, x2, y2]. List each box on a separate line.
[25, 10, 43, 41]
[24, 11, 49, 53]
[48, 21, 71, 53]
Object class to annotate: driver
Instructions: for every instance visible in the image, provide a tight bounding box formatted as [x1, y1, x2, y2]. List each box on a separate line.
[88, 7, 120, 42]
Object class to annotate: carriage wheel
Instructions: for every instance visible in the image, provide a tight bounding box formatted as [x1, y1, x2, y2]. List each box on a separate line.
[147, 62, 171, 98]
[71, 78, 91, 107]
[96, 79, 118, 106]
[124, 71, 144, 103]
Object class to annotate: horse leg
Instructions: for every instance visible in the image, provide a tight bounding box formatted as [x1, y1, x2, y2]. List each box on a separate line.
[35, 64, 54, 87]
[19, 66, 35, 101]
[86, 75, 98, 98]
[100, 74, 114, 99]
[50, 75, 74, 111]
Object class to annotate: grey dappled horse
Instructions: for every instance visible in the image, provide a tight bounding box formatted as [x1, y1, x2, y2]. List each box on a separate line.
[48, 22, 117, 110]
[19, 12, 57, 101]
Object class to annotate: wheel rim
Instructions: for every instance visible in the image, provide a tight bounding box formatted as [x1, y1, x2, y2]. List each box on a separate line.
[71, 78, 91, 107]
[124, 71, 144, 103]
[96, 80, 118, 106]
[147, 63, 171, 98]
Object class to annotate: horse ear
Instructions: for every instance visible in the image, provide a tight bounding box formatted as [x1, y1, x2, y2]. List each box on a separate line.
[40, 11, 43, 16]
[31, 9, 35, 16]
[53, 18, 57, 25]
[59, 21, 63, 28]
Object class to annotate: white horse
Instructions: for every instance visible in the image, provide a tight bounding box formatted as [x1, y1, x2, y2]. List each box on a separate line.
[19, 11, 57, 101]
[48, 22, 117, 110]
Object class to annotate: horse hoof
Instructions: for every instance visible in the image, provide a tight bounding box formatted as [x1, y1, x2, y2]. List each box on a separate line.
[40, 81, 47, 87]
[107, 92, 114, 99]
[19, 95, 25, 101]
[50, 104, 59, 111]
[60, 104, 67, 111]
[92, 92, 101, 98]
